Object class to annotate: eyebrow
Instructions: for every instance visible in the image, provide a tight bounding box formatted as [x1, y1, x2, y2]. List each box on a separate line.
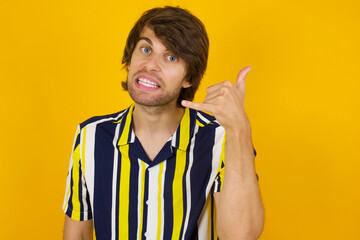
[138, 37, 152, 45]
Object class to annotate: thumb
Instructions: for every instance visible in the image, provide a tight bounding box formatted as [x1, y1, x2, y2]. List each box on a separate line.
[235, 66, 252, 91]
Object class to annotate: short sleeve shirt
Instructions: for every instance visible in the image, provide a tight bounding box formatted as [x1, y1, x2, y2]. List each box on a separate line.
[63, 105, 226, 240]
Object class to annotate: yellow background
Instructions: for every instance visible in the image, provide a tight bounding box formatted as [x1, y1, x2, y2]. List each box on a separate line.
[1, 0, 359, 239]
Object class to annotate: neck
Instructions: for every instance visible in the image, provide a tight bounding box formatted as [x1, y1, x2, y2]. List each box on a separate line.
[132, 102, 185, 137]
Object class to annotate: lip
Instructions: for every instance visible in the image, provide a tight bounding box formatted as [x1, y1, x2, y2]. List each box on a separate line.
[134, 74, 161, 92]
[136, 74, 161, 86]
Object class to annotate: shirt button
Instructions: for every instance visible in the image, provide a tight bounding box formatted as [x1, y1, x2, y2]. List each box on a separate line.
[144, 232, 148, 237]
[146, 200, 149, 205]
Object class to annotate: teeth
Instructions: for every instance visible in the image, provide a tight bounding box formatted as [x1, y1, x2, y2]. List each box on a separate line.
[138, 78, 159, 88]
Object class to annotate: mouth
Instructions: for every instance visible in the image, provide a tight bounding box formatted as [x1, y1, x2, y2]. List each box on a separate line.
[136, 77, 160, 88]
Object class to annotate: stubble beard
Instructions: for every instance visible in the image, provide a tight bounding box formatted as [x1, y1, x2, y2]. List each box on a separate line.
[126, 74, 182, 113]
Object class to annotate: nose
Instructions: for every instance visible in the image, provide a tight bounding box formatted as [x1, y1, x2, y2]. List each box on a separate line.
[144, 53, 161, 72]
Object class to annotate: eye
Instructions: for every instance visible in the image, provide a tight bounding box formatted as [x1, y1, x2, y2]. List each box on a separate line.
[167, 55, 177, 62]
[141, 47, 151, 54]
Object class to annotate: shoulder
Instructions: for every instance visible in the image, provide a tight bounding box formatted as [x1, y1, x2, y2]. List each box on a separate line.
[78, 108, 129, 129]
[191, 110, 225, 137]
[194, 110, 222, 129]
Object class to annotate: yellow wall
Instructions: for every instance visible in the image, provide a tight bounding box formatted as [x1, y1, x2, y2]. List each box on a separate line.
[1, 0, 359, 239]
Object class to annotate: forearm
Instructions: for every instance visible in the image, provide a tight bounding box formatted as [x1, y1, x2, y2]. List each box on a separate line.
[216, 130, 264, 240]
[63, 215, 93, 240]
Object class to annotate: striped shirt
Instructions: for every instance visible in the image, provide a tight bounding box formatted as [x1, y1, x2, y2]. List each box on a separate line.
[63, 104, 226, 240]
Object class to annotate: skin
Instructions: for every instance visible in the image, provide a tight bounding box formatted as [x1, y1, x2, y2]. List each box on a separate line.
[64, 27, 264, 239]
[63, 215, 93, 240]
[182, 67, 264, 239]
[127, 27, 192, 161]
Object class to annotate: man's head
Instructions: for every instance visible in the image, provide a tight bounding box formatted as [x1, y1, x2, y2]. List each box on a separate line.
[122, 6, 209, 107]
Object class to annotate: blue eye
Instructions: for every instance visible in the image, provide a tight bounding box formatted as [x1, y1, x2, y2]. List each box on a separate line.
[141, 47, 151, 54]
[167, 55, 177, 62]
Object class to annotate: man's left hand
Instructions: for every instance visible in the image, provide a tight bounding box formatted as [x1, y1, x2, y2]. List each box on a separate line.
[181, 66, 252, 134]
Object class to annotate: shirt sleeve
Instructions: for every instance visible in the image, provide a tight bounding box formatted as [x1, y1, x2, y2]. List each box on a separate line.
[62, 125, 93, 221]
[212, 134, 258, 194]
[212, 131, 226, 193]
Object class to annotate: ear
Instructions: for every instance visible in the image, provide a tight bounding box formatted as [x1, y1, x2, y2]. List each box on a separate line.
[182, 80, 192, 88]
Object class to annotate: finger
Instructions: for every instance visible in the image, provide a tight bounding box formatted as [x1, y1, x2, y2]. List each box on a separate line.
[206, 80, 233, 94]
[204, 88, 225, 101]
[235, 66, 252, 91]
[181, 100, 211, 112]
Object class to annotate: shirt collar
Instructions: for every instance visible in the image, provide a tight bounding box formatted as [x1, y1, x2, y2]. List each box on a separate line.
[117, 104, 196, 151]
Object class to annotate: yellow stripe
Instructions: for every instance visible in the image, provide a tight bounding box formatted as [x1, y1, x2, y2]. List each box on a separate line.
[172, 108, 190, 239]
[218, 132, 226, 192]
[196, 119, 205, 127]
[118, 105, 133, 238]
[212, 199, 218, 240]
[118, 105, 134, 146]
[156, 162, 164, 240]
[118, 144, 131, 239]
[64, 128, 81, 211]
[207, 199, 211, 240]
[138, 160, 147, 239]
[71, 145, 81, 220]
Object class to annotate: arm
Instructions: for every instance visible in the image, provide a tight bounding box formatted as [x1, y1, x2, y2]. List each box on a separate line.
[63, 215, 93, 240]
[182, 67, 264, 240]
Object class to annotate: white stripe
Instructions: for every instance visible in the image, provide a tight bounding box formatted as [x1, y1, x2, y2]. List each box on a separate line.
[81, 175, 89, 219]
[130, 128, 136, 142]
[146, 165, 161, 240]
[213, 176, 219, 193]
[171, 131, 177, 147]
[83, 111, 126, 209]
[197, 112, 211, 124]
[159, 160, 167, 240]
[197, 197, 210, 239]
[136, 158, 143, 240]
[62, 127, 78, 211]
[111, 123, 121, 240]
[181, 124, 199, 240]
[209, 127, 225, 193]
[83, 124, 95, 210]
[79, 129, 89, 220]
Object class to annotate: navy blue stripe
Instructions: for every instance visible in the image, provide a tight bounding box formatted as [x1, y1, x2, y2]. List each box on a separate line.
[66, 167, 74, 218]
[78, 164, 84, 221]
[179, 149, 190, 239]
[141, 169, 149, 240]
[85, 183, 92, 219]
[74, 132, 80, 150]
[186, 124, 216, 239]
[195, 113, 208, 126]
[93, 122, 117, 239]
[189, 224, 199, 240]
[128, 144, 139, 240]
[163, 155, 176, 239]
[210, 195, 214, 240]
[196, 111, 217, 123]
[80, 110, 126, 129]
[115, 148, 121, 240]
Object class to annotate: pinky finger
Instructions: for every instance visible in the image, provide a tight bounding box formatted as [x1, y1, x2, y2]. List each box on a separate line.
[181, 100, 210, 112]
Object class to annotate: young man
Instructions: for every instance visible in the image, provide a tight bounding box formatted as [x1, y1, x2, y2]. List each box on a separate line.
[63, 6, 264, 240]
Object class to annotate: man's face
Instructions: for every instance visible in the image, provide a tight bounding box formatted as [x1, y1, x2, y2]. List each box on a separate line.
[126, 27, 191, 108]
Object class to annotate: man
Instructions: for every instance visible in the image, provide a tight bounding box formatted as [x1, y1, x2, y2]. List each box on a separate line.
[63, 6, 264, 240]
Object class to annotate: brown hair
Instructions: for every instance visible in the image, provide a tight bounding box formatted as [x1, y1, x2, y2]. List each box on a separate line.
[122, 6, 209, 107]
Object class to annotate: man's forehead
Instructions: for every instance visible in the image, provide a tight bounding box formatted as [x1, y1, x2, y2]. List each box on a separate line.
[137, 27, 174, 53]
[139, 27, 155, 38]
